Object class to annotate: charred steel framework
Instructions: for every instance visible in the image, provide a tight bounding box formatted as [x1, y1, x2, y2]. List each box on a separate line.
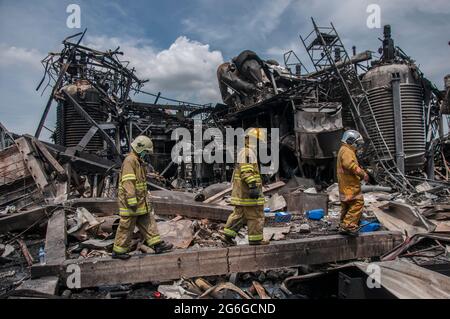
[34, 30, 221, 190]
[0, 122, 15, 151]
[300, 18, 416, 193]
[31, 23, 449, 193]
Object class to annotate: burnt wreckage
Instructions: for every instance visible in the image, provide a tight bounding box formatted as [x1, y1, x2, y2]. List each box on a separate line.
[33, 30, 223, 191]
[214, 19, 449, 192]
[29, 20, 449, 195]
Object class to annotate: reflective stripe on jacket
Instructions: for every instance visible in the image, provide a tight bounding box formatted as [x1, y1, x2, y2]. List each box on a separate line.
[336, 143, 366, 202]
[118, 151, 150, 216]
[230, 147, 265, 206]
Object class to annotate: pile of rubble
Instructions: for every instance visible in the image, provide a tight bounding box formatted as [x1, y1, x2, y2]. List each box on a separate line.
[0, 129, 449, 299]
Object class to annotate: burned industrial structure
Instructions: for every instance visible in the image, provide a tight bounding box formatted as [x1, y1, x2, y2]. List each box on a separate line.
[21, 20, 448, 195]
[33, 30, 225, 192]
[0, 18, 449, 299]
[214, 20, 448, 192]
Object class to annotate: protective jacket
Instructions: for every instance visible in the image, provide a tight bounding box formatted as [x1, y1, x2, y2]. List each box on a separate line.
[336, 143, 366, 202]
[230, 147, 265, 206]
[118, 151, 150, 216]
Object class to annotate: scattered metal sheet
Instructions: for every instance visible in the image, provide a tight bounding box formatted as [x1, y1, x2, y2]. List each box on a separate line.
[265, 193, 287, 212]
[372, 201, 435, 236]
[422, 205, 450, 221]
[355, 260, 450, 299]
[283, 260, 450, 299]
[158, 280, 197, 299]
[157, 219, 194, 249]
[80, 239, 114, 250]
[264, 226, 291, 241]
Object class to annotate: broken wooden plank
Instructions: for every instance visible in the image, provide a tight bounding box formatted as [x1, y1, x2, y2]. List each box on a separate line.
[31, 209, 67, 278]
[252, 281, 270, 299]
[60, 245, 229, 286]
[151, 199, 233, 221]
[200, 282, 251, 299]
[203, 181, 285, 204]
[262, 181, 286, 194]
[15, 276, 59, 298]
[227, 231, 398, 273]
[31, 137, 66, 181]
[67, 197, 233, 221]
[17, 239, 34, 266]
[58, 231, 402, 288]
[203, 186, 232, 204]
[45, 209, 67, 264]
[15, 137, 55, 198]
[66, 198, 117, 215]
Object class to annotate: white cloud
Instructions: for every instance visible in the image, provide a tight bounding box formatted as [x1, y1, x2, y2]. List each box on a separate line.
[0, 44, 43, 70]
[85, 35, 224, 103]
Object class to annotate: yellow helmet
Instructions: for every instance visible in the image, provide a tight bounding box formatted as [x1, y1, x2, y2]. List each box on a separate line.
[131, 135, 154, 154]
[246, 128, 267, 143]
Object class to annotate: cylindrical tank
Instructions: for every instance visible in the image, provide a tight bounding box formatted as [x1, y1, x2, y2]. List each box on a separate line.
[56, 80, 106, 152]
[360, 63, 425, 171]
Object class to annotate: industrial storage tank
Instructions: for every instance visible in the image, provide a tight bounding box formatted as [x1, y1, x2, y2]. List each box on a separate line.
[360, 63, 425, 172]
[55, 80, 107, 152]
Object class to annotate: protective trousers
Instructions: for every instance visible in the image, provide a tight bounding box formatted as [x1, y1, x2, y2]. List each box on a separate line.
[113, 212, 162, 254]
[340, 199, 364, 231]
[224, 205, 264, 242]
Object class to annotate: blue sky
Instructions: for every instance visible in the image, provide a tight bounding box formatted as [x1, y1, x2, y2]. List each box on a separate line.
[1, 0, 449, 139]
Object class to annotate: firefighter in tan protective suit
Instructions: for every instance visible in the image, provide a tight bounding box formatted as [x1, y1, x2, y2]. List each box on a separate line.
[337, 130, 369, 236]
[223, 128, 269, 246]
[112, 135, 173, 259]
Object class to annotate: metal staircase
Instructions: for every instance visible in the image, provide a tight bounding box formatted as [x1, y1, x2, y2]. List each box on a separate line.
[300, 18, 414, 193]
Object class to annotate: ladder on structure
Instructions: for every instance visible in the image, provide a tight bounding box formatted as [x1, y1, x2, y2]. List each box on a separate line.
[300, 18, 414, 193]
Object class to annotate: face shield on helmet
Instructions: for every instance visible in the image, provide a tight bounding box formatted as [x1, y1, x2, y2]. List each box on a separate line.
[341, 130, 364, 149]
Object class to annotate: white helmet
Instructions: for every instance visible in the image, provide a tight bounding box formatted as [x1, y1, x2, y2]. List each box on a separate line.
[341, 130, 364, 148]
[131, 135, 154, 155]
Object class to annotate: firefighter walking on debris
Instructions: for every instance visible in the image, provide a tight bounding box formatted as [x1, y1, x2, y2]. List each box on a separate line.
[112, 135, 173, 259]
[337, 130, 369, 236]
[223, 128, 269, 246]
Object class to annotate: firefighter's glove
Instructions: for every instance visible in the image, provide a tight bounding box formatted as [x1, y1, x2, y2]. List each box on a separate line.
[248, 183, 260, 199]
[127, 197, 138, 210]
[363, 173, 369, 183]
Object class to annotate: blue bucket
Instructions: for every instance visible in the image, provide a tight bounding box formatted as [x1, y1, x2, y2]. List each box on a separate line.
[306, 209, 324, 220]
[359, 220, 380, 232]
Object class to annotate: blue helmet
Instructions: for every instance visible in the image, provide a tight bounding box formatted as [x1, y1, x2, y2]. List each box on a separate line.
[341, 130, 364, 148]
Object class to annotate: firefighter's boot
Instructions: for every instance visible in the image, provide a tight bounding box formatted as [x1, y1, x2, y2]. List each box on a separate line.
[338, 226, 359, 237]
[249, 239, 270, 246]
[112, 251, 131, 260]
[153, 241, 173, 254]
[223, 235, 237, 246]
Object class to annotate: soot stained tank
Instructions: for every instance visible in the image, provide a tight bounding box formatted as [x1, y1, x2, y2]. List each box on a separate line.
[55, 80, 106, 152]
[360, 63, 425, 171]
